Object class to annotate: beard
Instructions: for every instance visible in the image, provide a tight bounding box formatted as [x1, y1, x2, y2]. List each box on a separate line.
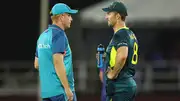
[65, 25, 70, 29]
[108, 22, 115, 28]
[64, 23, 71, 30]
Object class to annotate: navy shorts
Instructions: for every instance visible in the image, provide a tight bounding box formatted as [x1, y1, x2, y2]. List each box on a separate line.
[106, 86, 137, 101]
[42, 91, 77, 101]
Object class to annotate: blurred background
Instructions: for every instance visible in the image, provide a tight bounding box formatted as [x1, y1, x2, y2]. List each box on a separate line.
[0, 0, 180, 101]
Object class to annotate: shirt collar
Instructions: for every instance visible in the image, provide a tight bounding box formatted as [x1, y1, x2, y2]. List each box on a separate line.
[48, 24, 64, 31]
[115, 26, 129, 33]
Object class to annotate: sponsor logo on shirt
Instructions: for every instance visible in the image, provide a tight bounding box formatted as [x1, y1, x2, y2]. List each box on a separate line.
[117, 42, 128, 46]
[38, 44, 50, 49]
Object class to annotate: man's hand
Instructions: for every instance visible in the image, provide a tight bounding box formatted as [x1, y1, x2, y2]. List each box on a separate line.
[34, 57, 39, 69]
[106, 67, 118, 79]
[65, 88, 73, 101]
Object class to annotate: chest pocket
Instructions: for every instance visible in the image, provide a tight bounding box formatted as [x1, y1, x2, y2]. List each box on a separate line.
[110, 46, 117, 68]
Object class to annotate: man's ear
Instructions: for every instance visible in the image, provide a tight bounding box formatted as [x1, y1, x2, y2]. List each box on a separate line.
[58, 14, 64, 21]
[116, 13, 121, 20]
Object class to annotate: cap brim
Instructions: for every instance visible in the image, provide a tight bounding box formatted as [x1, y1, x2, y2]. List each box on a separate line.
[102, 8, 111, 12]
[67, 9, 78, 14]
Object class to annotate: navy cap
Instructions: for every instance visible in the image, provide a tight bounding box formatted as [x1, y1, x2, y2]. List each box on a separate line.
[102, 1, 128, 16]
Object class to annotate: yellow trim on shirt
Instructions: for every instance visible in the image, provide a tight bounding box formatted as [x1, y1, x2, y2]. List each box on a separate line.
[115, 26, 129, 33]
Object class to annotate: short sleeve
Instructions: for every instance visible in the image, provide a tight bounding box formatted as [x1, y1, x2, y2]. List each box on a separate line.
[113, 31, 128, 49]
[52, 30, 66, 54]
[35, 47, 38, 57]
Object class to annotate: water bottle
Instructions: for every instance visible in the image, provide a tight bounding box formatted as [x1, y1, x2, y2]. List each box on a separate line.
[97, 44, 105, 68]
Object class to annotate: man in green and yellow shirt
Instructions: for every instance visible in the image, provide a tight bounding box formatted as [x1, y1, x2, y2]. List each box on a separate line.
[102, 1, 139, 101]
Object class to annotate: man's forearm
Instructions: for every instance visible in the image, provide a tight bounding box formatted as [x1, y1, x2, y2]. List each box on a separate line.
[54, 63, 70, 89]
[113, 54, 126, 76]
[99, 71, 103, 83]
